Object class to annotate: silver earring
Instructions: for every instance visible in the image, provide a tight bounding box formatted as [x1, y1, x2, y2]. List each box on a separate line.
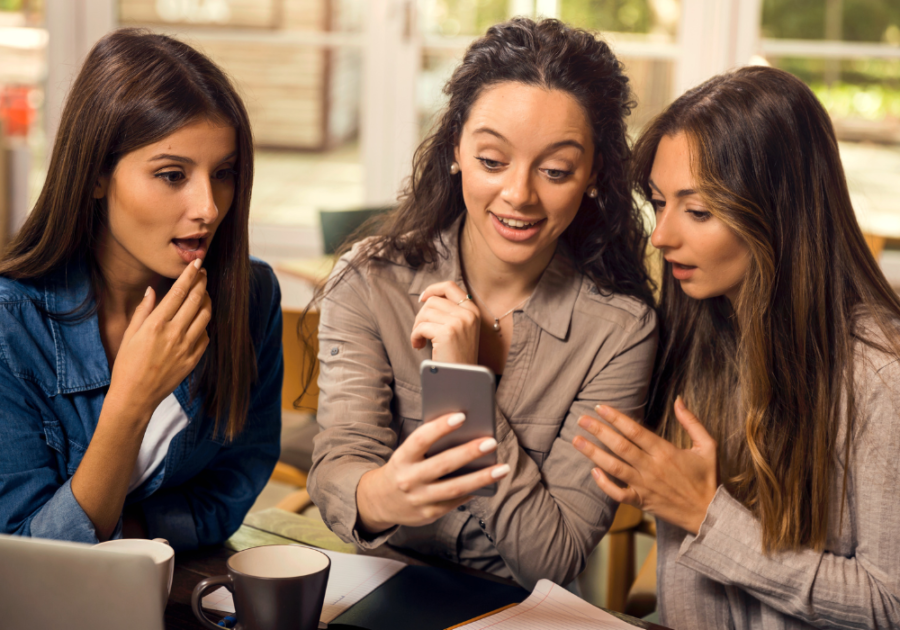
[450, 161, 460, 175]
[587, 186, 598, 198]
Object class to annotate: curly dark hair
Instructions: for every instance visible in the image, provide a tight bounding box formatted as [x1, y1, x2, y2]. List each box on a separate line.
[342, 17, 654, 306]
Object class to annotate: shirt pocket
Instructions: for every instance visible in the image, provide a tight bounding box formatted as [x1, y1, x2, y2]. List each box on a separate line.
[391, 379, 422, 446]
[508, 416, 562, 470]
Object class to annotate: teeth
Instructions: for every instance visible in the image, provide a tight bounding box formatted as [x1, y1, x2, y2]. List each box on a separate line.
[498, 216, 537, 229]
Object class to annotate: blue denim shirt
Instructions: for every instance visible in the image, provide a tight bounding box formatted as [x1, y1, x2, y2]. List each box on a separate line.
[0, 258, 282, 550]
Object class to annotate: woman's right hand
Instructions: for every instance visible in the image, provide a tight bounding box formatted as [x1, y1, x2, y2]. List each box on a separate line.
[356, 413, 511, 534]
[107, 259, 212, 415]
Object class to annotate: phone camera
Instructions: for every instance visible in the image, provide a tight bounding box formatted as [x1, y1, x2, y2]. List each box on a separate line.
[430, 366, 438, 374]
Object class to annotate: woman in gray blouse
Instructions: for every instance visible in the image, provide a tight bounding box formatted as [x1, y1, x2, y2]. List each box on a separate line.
[575, 66, 900, 628]
[307, 18, 658, 589]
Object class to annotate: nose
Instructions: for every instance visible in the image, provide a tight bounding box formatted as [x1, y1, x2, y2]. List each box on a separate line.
[650, 205, 677, 251]
[500, 163, 537, 210]
[190, 178, 219, 225]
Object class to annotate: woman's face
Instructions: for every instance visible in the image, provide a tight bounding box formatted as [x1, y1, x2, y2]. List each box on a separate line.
[94, 118, 237, 280]
[649, 132, 751, 303]
[454, 82, 596, 268]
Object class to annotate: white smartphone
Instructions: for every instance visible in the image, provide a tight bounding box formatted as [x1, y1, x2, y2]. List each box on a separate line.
[420, 360, 497, 496]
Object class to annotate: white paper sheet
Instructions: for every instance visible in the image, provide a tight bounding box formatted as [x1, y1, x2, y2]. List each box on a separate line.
[202, 546, 405, 627]
[454, 579, 639, 630]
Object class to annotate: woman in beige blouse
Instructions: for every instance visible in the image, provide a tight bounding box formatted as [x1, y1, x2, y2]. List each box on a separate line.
[575, 66, 900, 628]
[307, 18, 657, 589]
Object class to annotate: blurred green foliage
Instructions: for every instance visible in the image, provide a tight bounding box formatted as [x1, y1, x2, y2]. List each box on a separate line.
[762, 0, 900, 42]
[811, 82, 900, 120]
[429, 0, 509, 36]
[560, 0, 653, 33]
[0, 0, 23, 11]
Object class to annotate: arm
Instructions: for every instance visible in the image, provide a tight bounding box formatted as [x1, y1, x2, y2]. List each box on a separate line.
[672, 361, 900, 629]
[466, 310, 658, 588]
[138, 264, 283, 550]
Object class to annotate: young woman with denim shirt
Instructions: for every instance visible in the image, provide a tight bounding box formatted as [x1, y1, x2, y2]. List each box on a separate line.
[0, 29, 282, 549]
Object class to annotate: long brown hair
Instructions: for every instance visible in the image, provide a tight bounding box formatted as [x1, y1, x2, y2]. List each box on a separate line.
[331, 17, 653, 306]
[0, 28, 257, 440]
[636, 65, 900, 552]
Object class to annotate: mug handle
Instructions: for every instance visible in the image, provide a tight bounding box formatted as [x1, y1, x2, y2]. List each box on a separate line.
[191, 574, 234, 630]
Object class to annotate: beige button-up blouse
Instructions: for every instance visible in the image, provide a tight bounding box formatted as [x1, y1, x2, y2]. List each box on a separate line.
[308, 222, 657, 589]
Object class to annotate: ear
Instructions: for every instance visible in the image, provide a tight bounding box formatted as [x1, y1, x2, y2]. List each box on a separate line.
[590, 151, 603, 182]
[92, 175, 109, 200]
[453, 144, 461, 166]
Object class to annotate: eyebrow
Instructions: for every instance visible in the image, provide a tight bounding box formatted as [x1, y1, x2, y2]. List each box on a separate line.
[149, 151, 237, 165]
[648, 178, 697, 197]
[472, 127, 585, 153]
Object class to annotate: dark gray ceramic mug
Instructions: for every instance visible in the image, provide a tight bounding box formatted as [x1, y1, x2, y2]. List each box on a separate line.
[192, 545, 331, 630]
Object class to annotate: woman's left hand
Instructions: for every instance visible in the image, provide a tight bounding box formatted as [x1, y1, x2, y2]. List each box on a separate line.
[572, 397, 719, 535]
[411, 281, 481, 364]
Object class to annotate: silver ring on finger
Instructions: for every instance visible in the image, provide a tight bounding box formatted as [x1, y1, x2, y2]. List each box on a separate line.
[457, 294, 473, 306]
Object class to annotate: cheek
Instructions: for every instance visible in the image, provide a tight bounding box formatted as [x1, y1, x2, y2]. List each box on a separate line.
[213, 185, 235, 224]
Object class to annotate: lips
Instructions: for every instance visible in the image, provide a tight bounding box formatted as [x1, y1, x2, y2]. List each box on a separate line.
[668, 261, 697, 281]
[172, 234, 209, 263]
[489, 212, 546, 242]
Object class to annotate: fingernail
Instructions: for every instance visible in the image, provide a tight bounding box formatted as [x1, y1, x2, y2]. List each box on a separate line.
[447, 413, 466, 426]
[418, 294, 424, 302]
[592, 467, 602, 480]
[200, 268, 207, 275]
[479, 438, 497, 453]
[577, 417, 592, 430]
[193, 258, 202, 269]
[491, 464, 511, 479]
[595, 405, 610, 418]
[675, 395, 684, 409]
[144, 286, 151, 297]
[573, 436, 586, 451]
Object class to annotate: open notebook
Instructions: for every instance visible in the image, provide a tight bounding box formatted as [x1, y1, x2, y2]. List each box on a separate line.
[453, 579, 639, 630]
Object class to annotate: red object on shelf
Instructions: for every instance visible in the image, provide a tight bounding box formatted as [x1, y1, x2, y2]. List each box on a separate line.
[0, 85, 36, 137]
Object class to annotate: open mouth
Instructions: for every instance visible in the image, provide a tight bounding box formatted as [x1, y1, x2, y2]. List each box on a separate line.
[493, 214, 544, 230]
[172, 238, 203, 252]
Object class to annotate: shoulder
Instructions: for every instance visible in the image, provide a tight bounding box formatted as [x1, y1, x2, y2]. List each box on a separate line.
[849, 314, 900, 442]
[0, 275, 43, 305]
[327, 237, 418, 296]
[577, 280, 657, 335]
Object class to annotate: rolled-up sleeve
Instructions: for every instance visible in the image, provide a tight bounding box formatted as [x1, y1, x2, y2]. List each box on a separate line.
[466, 307, 658, 588]
[308, 259, 401, 547]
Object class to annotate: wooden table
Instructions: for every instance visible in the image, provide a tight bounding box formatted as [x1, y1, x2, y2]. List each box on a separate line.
[164, 510, 670, 630]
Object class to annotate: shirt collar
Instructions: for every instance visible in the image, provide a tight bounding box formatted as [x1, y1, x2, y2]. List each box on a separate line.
[407, 217, 582, 341]
[43, 261, 111, 394]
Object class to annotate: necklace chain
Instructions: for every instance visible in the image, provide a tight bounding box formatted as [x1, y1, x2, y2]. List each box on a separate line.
[467, 285, 530, 333]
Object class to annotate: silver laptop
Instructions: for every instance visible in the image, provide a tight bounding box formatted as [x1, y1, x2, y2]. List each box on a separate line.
[0, 533, 165, 630]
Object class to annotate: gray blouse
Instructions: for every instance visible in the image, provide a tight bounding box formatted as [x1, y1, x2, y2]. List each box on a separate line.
[308, 222, 657, 589]
[658, 337, 900, 629]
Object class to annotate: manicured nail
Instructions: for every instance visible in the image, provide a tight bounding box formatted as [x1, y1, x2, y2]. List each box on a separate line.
[491, 464, 511, 479]
[447, 413, 466, 426]
[193, 258, 202, 269]
[418, 294, 425, 302]
[573, 436, 586, 451]
[479, 438, 497, 453]
[592, 467, 602, 480]
[144, 286, 151, 297]
[577, 417, 592, 431]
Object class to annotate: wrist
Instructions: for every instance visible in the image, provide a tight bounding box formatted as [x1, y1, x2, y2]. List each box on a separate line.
[356, 469, 394, 535]
[100, 387, 154, 429]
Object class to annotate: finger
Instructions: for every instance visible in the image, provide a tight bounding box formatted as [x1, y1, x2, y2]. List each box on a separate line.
[171, 269, 208, 331]
[185, 293, 212, 342]
[419, 281, 468, 304]
[414, 307, 464, 328]
[414, 436, 498, 483]
[154, 258, 204, 322]
[426, 462, 510, 503]
[125, 286, 157, 338]
[591, 467, 640, 507]
[594, 405, 661, 454]
[576, 415, 647, 467]
[394, 412, 467, 464]
[572, 435, 639, 485]
[410, 321, 445, 349]
[674, 396, 714, 449]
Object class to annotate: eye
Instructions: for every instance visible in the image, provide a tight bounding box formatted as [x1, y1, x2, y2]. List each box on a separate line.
[214, 167, 237, 181]
[155, 170, 184, 185]
[650, 198, 665, 212]
[687, 209, 712, 222]
[542, 168, 572, 182]
[475, 157, 503, 171]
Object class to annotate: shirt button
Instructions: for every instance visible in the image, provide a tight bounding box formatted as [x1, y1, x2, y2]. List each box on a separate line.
[330, 346, 339, 355]
[478, 519, 485, 529]
[486, 534, 494, 542]
[457, 505, 466, 511]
